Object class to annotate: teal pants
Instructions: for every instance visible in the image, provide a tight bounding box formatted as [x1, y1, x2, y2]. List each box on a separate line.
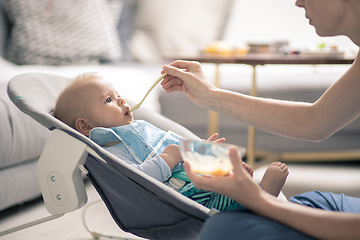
[172, 170, 245, 211]
[181, 183, 245, 211]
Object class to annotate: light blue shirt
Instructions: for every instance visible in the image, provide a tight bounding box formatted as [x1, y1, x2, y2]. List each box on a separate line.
[89, 120, 184, 183]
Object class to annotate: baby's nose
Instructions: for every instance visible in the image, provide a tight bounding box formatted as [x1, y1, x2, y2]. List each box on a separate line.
[118, 97, 126, 105]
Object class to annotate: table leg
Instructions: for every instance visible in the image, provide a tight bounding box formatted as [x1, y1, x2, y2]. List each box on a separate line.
[207, 64, 220, 137]
[247, 65, 257, 167]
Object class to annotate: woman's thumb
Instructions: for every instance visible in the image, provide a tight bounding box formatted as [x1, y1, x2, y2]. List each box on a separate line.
[229, 147, 243, 171]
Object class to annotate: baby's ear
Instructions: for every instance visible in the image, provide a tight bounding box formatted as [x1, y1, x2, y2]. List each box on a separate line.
[75, 118, 92, 136]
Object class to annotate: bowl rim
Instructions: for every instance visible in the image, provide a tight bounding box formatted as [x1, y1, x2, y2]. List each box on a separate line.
[179, 139, 246, 155]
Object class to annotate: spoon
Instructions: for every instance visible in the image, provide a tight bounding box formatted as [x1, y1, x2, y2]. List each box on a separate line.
[129, 73, 167, 112]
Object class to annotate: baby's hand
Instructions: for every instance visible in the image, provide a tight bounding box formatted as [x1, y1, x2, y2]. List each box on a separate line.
[160, 144, 183, 170]
[205, 133, 225, 143]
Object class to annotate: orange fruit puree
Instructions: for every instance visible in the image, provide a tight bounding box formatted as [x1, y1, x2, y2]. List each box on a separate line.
[194, 168, 231, 177]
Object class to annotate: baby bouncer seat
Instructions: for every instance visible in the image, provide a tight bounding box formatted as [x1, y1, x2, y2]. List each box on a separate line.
[5, 73, 212, 240]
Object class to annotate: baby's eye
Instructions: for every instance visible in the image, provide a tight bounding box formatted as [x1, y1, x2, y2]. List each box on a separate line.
[105, 98, 111, 103]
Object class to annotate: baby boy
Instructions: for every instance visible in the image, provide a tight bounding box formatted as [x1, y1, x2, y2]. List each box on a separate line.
[54, 72, 289, 211]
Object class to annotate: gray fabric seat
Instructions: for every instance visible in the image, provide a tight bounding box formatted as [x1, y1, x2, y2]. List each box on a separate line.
[7, 73, 210, 240]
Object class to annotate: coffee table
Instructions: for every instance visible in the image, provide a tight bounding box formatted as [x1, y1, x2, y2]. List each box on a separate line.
[166, 53, 357, 167]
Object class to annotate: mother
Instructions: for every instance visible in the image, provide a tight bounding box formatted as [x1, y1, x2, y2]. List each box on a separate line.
[161, 0, 360, 239]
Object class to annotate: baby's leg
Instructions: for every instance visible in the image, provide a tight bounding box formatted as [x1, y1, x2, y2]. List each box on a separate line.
[259, 162, 289, 197]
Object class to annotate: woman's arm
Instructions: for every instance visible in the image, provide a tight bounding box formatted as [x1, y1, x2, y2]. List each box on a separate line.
[184, 148, 360, 240]
[162, 52, 360, 141]
[257, 193, 360, 240]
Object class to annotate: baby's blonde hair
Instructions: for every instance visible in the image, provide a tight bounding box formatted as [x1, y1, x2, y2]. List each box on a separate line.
[54, 72, 101, 129]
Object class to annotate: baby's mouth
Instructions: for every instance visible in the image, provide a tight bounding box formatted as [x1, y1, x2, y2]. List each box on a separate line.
[125, 109, 132, 117]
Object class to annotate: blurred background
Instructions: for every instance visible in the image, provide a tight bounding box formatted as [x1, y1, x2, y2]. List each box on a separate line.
[224, 0, 357, 55]
[1, 1, 360, 239]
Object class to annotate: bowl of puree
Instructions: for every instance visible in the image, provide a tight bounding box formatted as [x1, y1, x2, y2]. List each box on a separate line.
[180, 139, 246, 177]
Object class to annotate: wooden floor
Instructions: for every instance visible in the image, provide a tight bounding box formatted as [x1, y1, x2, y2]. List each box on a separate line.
[0, 182, 146, 240]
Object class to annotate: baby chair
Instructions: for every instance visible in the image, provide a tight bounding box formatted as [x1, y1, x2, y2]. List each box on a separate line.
[4, 73, 213, 240]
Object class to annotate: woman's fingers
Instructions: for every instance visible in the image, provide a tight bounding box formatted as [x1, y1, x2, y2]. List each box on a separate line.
[228, 147, 245, 174]
[168, 60, 192, 68]
[163, 63, 189, 80]
[163, 60, 202, 81]
[161, 77, 183, 88]
[183, 161, 219, 191]
[183, 161, 202, 185]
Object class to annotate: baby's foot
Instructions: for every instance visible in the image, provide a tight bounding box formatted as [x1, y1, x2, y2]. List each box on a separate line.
[242, 162, 254, 177]
[259, 161, 289, 197]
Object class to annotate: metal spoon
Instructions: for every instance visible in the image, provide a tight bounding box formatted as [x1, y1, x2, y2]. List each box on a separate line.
[129, 73, 167, 112]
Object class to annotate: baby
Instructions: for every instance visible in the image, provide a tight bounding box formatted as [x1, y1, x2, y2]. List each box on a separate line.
[54, 72, 289, 211]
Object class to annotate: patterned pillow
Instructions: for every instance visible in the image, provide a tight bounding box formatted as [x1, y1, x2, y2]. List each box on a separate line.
[5, 0, 122, 65]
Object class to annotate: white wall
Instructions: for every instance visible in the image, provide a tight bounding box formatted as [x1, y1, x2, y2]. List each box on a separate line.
[223, 0, 358, 55]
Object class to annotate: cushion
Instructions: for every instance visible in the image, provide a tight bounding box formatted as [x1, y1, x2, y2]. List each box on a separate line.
[4, 0, 122, 65]
[0, 0, 11, 58]
[129, 0, 234, 62]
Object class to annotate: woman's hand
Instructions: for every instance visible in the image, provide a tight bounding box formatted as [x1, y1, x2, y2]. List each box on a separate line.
[161, 60, 218, 108]
[184, 147, 263, 208]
